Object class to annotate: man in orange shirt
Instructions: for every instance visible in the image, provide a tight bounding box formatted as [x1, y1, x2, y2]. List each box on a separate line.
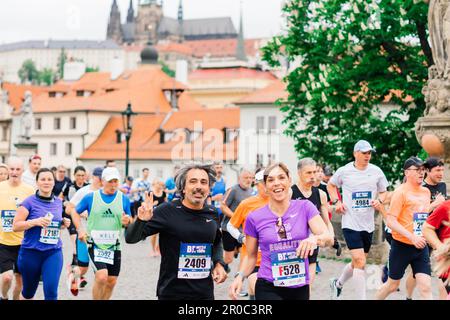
[375, 157, 433, 300]
[227, 169, 268, 300]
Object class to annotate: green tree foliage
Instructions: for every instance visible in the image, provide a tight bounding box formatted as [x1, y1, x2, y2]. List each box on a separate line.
[263, 0, 431, 183]
[160, 61, 175, 77]
[38, 68, 55, 86]
[57, 48, 67, 80]
[18, 59, 40, 84]
[86, 66, 100, 73]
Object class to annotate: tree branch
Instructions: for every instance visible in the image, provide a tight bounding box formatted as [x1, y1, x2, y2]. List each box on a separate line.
[415, 20, 433, 67]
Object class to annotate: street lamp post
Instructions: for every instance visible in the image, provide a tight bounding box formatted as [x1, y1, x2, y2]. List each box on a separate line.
[121, 102, 137, 178]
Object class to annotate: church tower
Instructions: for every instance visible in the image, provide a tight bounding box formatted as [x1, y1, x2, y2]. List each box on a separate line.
[135, 0, 164, 45]
[127, 0, 135, 23]
[106, 0, 123, 43]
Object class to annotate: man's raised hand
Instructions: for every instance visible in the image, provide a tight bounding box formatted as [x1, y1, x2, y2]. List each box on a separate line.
[137, 191, 154, 221]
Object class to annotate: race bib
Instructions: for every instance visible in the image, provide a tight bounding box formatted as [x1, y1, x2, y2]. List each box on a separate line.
[413, 212, 428, 236]
[93, 247, 115, 265]
[178, 243, 211, 279]
[270, 249, 306, 287]
[90, 230, 120, 246]
[39, 221, 61, 244]
[352, 191, 372, 212]
[1, 210, 16, 232]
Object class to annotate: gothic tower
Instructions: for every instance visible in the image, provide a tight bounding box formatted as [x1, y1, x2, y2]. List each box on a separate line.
[127, 0, 135, 23]
[107, 0, 123, 43]
[135, 0, 164, 45]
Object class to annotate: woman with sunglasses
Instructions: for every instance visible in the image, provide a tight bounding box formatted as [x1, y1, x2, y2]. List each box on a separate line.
[13, 168, 70, 300]
[229, 163, 333, 300]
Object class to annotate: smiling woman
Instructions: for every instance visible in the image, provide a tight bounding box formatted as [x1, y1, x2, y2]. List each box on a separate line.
[229, 162, 333, 301]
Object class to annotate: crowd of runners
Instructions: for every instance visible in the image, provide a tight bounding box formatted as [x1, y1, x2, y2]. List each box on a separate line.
[0, 139, 449, 300]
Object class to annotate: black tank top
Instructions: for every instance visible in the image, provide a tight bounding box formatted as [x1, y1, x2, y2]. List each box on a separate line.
[291, 185, 322, 211]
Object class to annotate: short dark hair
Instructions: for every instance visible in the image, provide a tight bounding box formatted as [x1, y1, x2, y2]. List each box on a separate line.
[36, 168, 55, 182]
[142, 168, 149, 172]
[74, 166, 86, 174]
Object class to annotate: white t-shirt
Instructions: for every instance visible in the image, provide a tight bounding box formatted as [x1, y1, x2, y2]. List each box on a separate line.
[21, 170, 37, 190]
[70, 184, 97, 230]
[330, 162, 388, 232]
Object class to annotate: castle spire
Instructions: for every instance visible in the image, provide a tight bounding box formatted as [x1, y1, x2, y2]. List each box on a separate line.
[127, 0, 135, 23]
[107, 0, 122, 43]
[177, 0, 184, 43]
[236, 1, 247, 61]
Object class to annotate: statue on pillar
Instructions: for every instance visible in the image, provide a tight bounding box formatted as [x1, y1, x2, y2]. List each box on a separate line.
[422, 0, 450, 115]
[20, 91, 33, 141]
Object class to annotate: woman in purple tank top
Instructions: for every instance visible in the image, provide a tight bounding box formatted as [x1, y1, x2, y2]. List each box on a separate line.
[229, 162, 333, 300]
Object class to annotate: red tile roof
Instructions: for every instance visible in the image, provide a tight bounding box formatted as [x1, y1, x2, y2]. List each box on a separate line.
[188, 67, 277, 81]
[236, 80, 288, 104]
[79, 108, 239, 161]
[32, 66, 202, 114]
[184, 38, 263, 58]
[2, 82, 47, 113]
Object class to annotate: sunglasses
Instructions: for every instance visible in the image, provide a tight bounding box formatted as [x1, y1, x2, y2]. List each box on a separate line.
[276, 217, 287, 240]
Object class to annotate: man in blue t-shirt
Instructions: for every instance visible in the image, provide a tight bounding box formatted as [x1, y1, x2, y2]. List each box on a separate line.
[165, 165, 180, 202]
[211, 161, 226, 219]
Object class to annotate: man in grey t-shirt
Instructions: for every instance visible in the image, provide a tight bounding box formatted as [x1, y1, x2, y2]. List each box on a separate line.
[220, 168, 254, 272]
[328, 140, 389, 300]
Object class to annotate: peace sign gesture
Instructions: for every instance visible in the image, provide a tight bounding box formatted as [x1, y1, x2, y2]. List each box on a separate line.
[137, 191, 154, 221]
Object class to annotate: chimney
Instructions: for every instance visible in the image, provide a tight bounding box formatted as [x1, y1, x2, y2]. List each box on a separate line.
[63, 61, 86, 81]
[110, 57, 124, 80]
[175, 60, 188, 85]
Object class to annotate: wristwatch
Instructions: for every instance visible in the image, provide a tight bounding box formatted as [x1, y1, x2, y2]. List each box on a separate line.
[235, 271, 247, 280]
[331, 199, 339, 205]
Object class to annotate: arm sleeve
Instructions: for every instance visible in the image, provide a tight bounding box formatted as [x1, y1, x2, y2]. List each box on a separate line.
[244, 213, 258, 239]
[21, 196, 32, 213]
[226, 221, 242, 241]
[122, 194, 132, 216]
[125, 205, 168, 243]
[304, 200, 320, 221]
[75, 193, 92, 215]
[377, 171, 389, 193]
[426, 204, 448, 229]
[212, 228, 225, 266]
[224, 188, 235, 207]
[329, 168, 343, 188]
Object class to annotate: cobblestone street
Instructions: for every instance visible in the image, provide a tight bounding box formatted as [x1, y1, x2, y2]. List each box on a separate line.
[30, 231, 444, 300]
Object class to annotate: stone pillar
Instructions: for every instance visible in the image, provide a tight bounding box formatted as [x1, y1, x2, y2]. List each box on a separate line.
[14, 142, 38, 164]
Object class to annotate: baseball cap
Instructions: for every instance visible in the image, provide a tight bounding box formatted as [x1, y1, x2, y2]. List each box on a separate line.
[92, 167, 103, 177]
[354, 140, 375, 152]
[323, 165, 333, 177]
[102, 167, 121, 181]
[403, 156, 424, 170]
[424, 157, 444, 170]
[254, 170, 264, 183]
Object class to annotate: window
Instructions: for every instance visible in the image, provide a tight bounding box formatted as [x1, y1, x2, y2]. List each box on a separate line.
[256, 116, 265, 133]
[70, 117, 76, 130]
[50, 143, 57, 156]
[2, 125, 7, 141]
[54, 118, 61, 130]
[268, 116, 277, 133]
[76, 90, 84, 97]
[268, 154, 276, 165]
[66, 142, 72, 156]
[48, 92, 56, 98]
[35, 118, 42, 130]
[256, 154, 264, 168]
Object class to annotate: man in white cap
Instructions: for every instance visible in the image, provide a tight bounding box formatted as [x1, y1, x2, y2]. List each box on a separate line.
[71, 167, 132, 300]
[328, 140, 389, 300]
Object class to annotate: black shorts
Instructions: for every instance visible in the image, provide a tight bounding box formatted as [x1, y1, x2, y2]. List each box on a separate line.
[0, 244, 20, 274]
[222, 231, 242, 252]
[342, 228, 373, 253]
[88, 246, 121, 277]
[388, 239, 431, 280]
[385, 230, 393, 246]
[309, 247, 319, 264]
[255, 278, 309, 300]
